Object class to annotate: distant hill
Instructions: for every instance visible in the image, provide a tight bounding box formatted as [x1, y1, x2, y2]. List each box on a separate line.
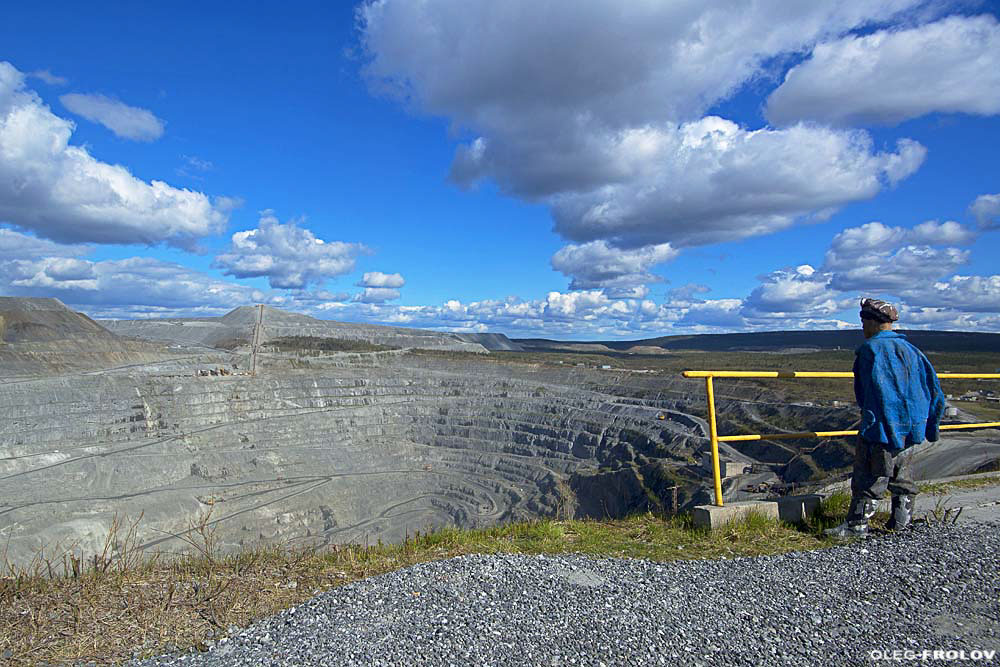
[516, 329, 1000, 354]
[103, 305, 518, 353]
[453, 332, 524, 351]
[0, 297, 116, 343]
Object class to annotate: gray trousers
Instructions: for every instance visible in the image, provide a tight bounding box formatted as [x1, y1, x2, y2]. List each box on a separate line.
[847, 437, 918, 523]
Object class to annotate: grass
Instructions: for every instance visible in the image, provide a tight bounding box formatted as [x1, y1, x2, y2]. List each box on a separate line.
[919, 473, 1000, 496]
[0, 505, 845, 666]
[950, 400, 1000, 424]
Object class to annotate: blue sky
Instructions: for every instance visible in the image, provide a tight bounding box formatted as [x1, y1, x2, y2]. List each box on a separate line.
[1, 1, 999, 338]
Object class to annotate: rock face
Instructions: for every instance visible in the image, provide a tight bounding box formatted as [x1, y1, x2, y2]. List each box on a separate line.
[0, 351, 707, 566]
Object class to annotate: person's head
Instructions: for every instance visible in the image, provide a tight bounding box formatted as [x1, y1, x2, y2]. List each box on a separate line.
[859, 298, 898, 339]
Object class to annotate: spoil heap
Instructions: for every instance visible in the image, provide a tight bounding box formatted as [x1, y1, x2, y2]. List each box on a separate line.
[103, 305, 507, 353]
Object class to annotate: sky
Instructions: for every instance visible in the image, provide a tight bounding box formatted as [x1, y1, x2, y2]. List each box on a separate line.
[1, 0, 999, 340]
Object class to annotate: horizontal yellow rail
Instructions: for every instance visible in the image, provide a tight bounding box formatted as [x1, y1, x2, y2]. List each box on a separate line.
[719, 423, 1000, 442]
[682, 370, 1000, 379]
[682, 369, 1000, 508]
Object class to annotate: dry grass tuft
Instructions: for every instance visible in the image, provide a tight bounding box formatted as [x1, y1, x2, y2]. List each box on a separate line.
[919, 473, 1000, 496]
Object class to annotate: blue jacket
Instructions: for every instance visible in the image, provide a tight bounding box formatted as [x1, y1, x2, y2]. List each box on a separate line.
[853, 331, 946, 450]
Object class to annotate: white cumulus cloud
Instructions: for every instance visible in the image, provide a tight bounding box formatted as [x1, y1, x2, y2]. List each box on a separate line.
[60, 92, 166, 141]
[213, 211, 370, 289]
[545, 120, 924, 248]
[0, 62, 232, 248]
[357, 271, 405, 288]
[903, 274, 1000, 313]
[360, 1, 926, 252]
[551, 240, 677, 290]
[742, 265, 844, 319]
[823, 221, 975, 292]
[766, 14, 1000, 127]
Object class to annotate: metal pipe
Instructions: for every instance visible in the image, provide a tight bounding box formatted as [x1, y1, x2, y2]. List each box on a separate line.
[705, 376, 724, 507]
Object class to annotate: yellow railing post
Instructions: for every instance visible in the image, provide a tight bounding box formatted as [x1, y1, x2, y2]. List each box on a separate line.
[705, 375, 724, 507]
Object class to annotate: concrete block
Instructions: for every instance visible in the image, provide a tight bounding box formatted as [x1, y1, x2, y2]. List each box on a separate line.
[692, 500, 779, 529]
[774, 494, 822, 524]
[700, 453, 753, 478]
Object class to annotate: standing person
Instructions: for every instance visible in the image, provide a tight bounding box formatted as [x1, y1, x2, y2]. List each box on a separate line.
[826, 298, 946, 538]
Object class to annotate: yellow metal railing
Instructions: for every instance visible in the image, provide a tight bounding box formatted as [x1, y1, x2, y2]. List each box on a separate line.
[682, 370, 1000, 507]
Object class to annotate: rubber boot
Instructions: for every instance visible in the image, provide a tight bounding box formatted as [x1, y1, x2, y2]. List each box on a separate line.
[825, 498, 877, 539]
[885, 494, 914, 531]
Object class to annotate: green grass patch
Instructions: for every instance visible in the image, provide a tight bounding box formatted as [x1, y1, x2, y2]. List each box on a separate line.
[919, 473, 1000, 496]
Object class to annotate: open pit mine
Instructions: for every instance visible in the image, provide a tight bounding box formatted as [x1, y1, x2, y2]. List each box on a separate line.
[2, 297, 998, 567]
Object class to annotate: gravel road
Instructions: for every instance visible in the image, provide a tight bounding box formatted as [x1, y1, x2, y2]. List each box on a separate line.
[132, 522, 999, 667]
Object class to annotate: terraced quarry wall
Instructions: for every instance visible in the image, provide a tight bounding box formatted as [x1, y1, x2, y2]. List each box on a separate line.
[0, 354, 716, 567]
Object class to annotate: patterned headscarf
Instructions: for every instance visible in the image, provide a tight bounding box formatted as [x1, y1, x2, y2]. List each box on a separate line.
[860, 298, 899, 323]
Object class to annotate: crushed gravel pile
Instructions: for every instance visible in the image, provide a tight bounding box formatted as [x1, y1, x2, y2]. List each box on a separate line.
[133, 522, 999, 666]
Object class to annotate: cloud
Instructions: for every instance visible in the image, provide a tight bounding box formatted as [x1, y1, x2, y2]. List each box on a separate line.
[545, 121, 924, 249]
[742, 265, 844, 319]
[2, 255, 261, 312]
[29, 70, 68, 86]
[971, 193, 1000, 230]
[360, 0, 917, 127]
[667, 283, 711, 304]
[0, 228, 90, 260]
[677, 299, 747, 329]
[60, 92, 165, 141]
[911, 220, 978, 245]
[0, 62, 232, 248]
[766, 15, 1000, 127]
[901, 305, 1000, 332]
[605, 285, 649, 300]
[175, 155, 215, 181]
[342, 291, 675, 337]
[289, 289, 351, 304]
[550, 240, 677, 289]
[357, 271, 405, 288]
[739, 215, 987, 324]
[902, 274, 1000, 313]
[354, 287, 402, 303]
[822, 221, 974, 292]
[181, 155, 213, 172]
[830, 245, 969, 293]
[213, 210, 370, 289]
[360, 1, 925, 251]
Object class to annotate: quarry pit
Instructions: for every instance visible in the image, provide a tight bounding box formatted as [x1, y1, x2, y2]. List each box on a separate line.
[2, 298, 998, 567]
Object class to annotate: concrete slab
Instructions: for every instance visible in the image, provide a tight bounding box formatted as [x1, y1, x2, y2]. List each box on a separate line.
[775, 494, 823, 524]
[692, 500, 779, 529]
[700, 453, 753, 478]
